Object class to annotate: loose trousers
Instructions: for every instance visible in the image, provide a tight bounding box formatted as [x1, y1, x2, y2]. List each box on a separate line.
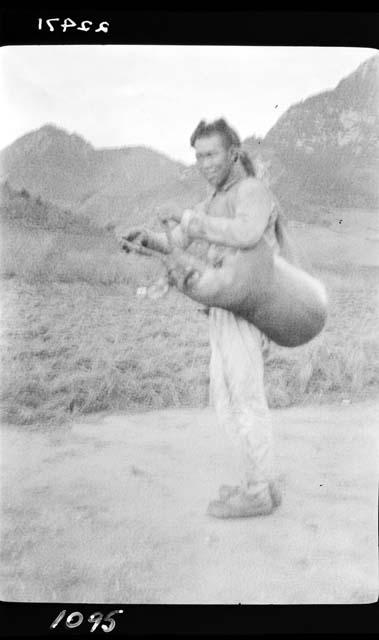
[209, 307, 274, 495]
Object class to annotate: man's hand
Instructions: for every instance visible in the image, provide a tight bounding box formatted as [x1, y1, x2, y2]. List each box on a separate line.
[118, 226, 150, 253]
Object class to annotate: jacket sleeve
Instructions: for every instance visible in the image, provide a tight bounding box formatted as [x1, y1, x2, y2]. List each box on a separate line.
[168, 196, 211, 249]
[148, 224, 191, 253]
[181, 179, 273, 249]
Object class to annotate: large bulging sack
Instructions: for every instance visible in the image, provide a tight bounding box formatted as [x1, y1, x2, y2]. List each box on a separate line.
[166, 235, 328, 347]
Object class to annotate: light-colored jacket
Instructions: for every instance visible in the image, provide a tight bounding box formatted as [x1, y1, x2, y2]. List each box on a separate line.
[171, 166, 280, 266]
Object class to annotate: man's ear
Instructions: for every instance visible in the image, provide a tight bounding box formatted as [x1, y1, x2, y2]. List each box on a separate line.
[230, 145, 239, 163]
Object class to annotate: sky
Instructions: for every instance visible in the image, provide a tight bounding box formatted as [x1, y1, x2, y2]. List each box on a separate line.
[0, 45, 376, 164]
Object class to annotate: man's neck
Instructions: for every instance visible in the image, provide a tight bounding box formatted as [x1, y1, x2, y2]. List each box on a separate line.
[213, 161, 245, 193]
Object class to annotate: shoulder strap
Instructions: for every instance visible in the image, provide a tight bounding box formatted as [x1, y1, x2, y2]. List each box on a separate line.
[273, 199, 313, 273]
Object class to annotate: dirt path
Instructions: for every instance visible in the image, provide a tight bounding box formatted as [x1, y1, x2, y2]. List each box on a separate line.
[1, 402, 378, 604]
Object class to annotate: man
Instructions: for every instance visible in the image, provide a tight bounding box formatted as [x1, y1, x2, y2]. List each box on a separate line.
[121, 118, 282, 518]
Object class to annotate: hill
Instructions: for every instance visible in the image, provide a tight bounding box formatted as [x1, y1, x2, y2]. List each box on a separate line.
[0, 55, 378, 228]
[0, 124, 206, 228]
[245, 55, 379, 220]
[0, 181, 98, 234]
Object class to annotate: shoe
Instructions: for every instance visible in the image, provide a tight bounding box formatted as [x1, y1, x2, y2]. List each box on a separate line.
[207, 485, 274, 519]
[218, 484, 240, 501]
[218, 481, 282, 508]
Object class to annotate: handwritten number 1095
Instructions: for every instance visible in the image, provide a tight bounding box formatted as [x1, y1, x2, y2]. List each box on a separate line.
[38, 18, 109, 33]
[50, 609, 124, 633]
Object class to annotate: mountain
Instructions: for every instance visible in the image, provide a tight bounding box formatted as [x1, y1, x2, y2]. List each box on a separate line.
[0, 55, 378, 229]
[0, 180, 99, 235]
[0, 124, 206, 227]
[244, 55, 379, 219]
[0, 125, 95, 206]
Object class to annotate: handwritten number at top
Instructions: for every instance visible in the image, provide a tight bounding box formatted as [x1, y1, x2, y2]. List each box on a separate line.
[38, 18, 109, 33]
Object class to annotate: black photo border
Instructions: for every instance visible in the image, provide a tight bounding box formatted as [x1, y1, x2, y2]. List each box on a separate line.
[0, 7, 378, 639]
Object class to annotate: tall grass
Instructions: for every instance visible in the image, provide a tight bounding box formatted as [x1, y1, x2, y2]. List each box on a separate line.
[1, 225, 378, 426]
[0, 224, 160, 287]
[0, 276, 210, 427]
[265, 266, 379, 406]
[265, 333, 379, 408]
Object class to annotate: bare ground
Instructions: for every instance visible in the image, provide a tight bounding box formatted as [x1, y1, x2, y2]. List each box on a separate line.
[1, 402, 378, 604]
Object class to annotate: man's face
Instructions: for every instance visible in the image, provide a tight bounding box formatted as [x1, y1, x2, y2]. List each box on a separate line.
[194, 133, 235, 189]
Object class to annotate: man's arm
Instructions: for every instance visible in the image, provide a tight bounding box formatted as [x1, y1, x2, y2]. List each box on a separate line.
[148, 224, 192, 254]
[152, 197, 211, 253]
[180, 179, 273, 249]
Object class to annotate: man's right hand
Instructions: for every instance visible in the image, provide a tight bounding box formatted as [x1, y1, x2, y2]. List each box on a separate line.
[118, 226, 174, 256]
[118, 226, 151, 253]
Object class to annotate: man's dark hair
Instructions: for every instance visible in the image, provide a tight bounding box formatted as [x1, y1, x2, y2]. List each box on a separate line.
[190, 118, 241, 148]
[190, 118, 255, 176]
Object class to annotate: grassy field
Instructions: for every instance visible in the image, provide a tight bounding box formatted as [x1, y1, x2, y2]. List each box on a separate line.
[1, 221, 378, 427]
